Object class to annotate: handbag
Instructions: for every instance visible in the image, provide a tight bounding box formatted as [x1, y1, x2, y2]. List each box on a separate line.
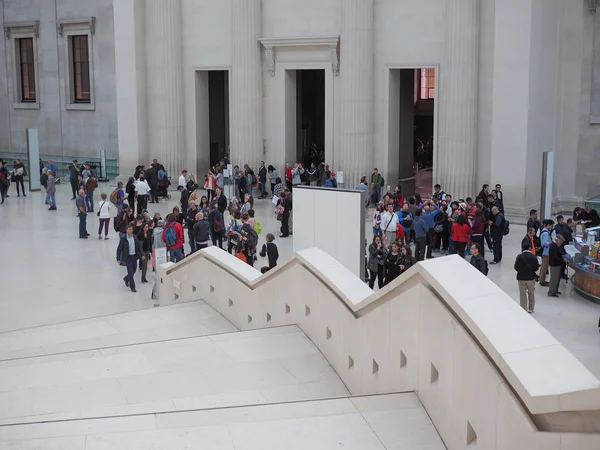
[434, 224, 444, 233]
[97, 201, 106, 217]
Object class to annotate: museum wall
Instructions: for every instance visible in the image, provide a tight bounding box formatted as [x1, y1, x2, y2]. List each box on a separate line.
[0, 0, 118, 160]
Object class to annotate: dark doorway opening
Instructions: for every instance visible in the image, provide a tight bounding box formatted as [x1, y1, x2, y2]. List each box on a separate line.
[296, 70, 325, 167]
[208, 71, 229, 168]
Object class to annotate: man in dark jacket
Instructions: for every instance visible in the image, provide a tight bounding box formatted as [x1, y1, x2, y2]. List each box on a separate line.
[193, 211, 211, 250]
[526, 209, 540, 235]
[514, 241, 539, 313]
[521, 228, 540, 258]
[178, 185, 190, 217]
[488, 206, 504, 264]
[258, 161, 268, 199]
[117, 224, 144, 293]
[413, 209, 429, 262]
[548, 235, 566, 297]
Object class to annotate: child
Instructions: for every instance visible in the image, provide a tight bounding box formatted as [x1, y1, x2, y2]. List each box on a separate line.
[259, 233, 279, 273]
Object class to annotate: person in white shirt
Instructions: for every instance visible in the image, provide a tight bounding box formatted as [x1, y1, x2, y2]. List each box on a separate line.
[97, 192, 112, 240]
[381, 203, 399, 250]
[134, 176, 151, 215]
[178, 170, 188, 188]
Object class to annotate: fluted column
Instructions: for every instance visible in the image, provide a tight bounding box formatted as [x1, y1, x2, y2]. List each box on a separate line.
[340, 0, 374, 188]
[437, 0, 480, 199]
[145, 0, 186, 174]
[230, 0, 263, 171]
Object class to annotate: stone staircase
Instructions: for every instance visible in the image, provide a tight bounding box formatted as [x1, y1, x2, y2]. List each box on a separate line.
[0, 301, 445, 449]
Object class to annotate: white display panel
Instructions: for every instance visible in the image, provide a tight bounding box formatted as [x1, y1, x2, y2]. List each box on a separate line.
[26, 128, 41, 191]
[293, 186, 365, 279]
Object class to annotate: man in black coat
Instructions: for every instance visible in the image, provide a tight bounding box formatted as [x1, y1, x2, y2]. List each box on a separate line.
[258, 161, 268, 199]
[548, 235, 566, 297]
[514, 240, 539, 313]
[117, 224, 144, 293]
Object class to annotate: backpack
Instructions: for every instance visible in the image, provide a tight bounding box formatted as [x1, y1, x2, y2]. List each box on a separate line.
[109, 189, 119, 205]
[164, 223, 177, 246]
[253, 219, 262, 235]
[246, 226, 258, 247]
[501, 218, 510, 236]
[213, 213, 224, 232]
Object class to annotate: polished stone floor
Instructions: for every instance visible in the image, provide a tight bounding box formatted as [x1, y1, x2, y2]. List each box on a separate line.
[1, 182, 599, 380]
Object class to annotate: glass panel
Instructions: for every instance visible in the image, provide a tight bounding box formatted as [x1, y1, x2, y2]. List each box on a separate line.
[19, 38, 36, 102]
[72, 36, 91, 103]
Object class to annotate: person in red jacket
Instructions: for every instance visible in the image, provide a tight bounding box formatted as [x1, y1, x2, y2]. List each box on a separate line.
[162, 213, 185, 262]
[451, 214, 471, 258]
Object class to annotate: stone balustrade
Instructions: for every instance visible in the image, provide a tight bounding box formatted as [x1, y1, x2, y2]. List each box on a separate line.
[158, 247, 600, 450]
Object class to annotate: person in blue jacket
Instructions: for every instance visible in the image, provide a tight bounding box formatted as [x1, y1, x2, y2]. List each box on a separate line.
[396, 203, 413, 244]
[413, 209, 430, 262]
[421, 200, 439, 259]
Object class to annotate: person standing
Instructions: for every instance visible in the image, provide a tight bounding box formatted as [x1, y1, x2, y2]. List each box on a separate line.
[67, 160, 81, 199]
[193, 211, 211, 251]
[526, 209, 540, 235]
[178, 170, 188, 188]
[125, 177, 136, 210]
[186, 201, 199, 254]
[383, 241, 402, 286]
[97, 193, 111, 239]
[488, 206, 504, 264]
[495, 184, 504, 212]
[451, 214, 471, 258]
[548, 234, 566, 297]
[0, 160, 9, 204]
[76, 189, 88, 239]
[370, 168, 384, 204]
[268, 165, 278, 193]
[470, 244, 487, 275]
[12, 159, 26, 197]
[514, 240, 539, 312]
[162, 213, 184, 262]
[117, 224, 144, 292]
[307, 163, 318, 187]
[46, 171, 57, 211]
[280, 190, 292, 238]
[84, 174, 97, 212]
[178, 185, 190, 218]
[381, 203, 399, 249]
[137, 222, 152, 283]
[538, 220, 554, 286]
[368, 236, 386, 289]
[413, 209, 429, 261]
[135, 176, 151, 216]
[258, 161, 267, 199]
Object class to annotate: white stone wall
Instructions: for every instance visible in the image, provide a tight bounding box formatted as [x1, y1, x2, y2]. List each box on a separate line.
[0, 0, 118, 159]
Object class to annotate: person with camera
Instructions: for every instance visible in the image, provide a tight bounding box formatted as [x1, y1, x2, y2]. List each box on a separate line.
[514, 240, 539, 313]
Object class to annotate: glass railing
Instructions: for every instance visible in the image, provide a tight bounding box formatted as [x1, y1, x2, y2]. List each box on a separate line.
[0, 152, 119, 181]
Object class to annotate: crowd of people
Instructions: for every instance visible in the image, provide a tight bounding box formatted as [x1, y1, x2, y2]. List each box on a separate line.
[5, 155, 599, 309]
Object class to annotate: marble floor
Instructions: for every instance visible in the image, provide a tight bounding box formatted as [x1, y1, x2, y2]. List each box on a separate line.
[0, 182, 599, 379]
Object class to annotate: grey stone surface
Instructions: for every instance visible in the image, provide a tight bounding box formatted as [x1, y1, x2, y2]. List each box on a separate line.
[0, 0, 117, 160]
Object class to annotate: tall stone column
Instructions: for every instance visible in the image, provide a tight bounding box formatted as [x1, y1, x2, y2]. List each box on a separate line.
[230, 0, 263, 171]
[340, 0, 374, 188]
[145, 0, 186, 174]
[437, 0, 480, 199]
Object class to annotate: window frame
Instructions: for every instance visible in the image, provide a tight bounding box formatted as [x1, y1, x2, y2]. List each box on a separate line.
[57, 17, 96, 111]
[3, 21, 40, 110]
[71, 35, 91, 103]
[18, 37, 36, 102]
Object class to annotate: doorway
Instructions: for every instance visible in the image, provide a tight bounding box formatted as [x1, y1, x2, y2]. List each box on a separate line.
[285, 69, 325, 168]
[387, 68, 436, 197]
[195, 70, 229, 178]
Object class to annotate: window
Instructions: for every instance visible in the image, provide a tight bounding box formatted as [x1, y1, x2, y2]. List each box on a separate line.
[57, 17, 96, 110]
[420, 68, 435, 100]
[72, 35, 90, 103]
[18, 38, 36, 102]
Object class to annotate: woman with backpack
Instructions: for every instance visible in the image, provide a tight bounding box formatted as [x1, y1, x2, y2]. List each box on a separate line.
[161, 213, 184, 262]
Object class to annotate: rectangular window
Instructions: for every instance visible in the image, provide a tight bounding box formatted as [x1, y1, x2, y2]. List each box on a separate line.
[72, 35, 91, 103]
[18, 38, 36, 102]
[420, 68, 435, 100]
